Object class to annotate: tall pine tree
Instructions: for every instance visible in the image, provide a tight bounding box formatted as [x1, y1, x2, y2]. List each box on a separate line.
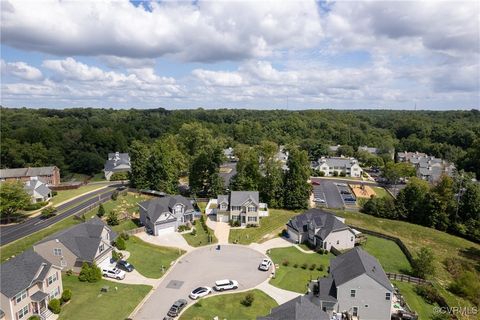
[283, 148, 311, 210]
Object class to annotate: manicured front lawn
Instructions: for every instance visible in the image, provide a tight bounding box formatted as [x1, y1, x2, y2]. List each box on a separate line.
[51, 184, 108, 205]
[125, 235, 184, 278]
[361, 235, 412, 274]
[60, 275, 151, 320]
[229, 209, 299, 244]
[392, 281, 436, 320]
[182, 221, 217, 247]
[179, 289, 277, 320]
[268, 247, 332, 293]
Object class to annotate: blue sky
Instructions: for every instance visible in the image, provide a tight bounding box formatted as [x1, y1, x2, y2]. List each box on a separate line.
[1, 0, 479, 110]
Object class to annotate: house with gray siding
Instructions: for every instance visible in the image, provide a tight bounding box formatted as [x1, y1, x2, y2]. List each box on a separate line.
[258, 295, 329, 320]
[309, 247, 394, 320]
[139, 195, 197, 235]
[208, 191, 268, 225]
[287, 209, 356, 251]
[24, 177, 52, 204]
[104, 152, 131, 180]
[33, 217, 116, 272]
[0, 250, 63, 320]
[312, 157, 363, 177]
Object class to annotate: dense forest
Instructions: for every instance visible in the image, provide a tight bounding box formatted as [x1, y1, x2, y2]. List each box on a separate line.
[2, 107, 480, 179]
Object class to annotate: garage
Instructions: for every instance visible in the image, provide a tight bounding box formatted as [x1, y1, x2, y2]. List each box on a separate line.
[217, 213, 230, 223]
[287, 226, 300, 243]
[154, 222, 176, 236]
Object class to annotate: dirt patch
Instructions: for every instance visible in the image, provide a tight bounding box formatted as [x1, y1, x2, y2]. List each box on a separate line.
[350, 184, 376, 198]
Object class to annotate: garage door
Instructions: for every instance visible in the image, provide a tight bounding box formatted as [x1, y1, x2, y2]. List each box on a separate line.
[155, 225, 175, 236]
[218, 214, 230, 223]
[287, 227, 299, 243]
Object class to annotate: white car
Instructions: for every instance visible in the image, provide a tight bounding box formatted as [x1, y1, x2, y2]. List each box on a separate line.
[101, 266, 126, 280]
[314, 198, 326, 204]
[336, 183, 348, 187]
[213, 279, 238, 291]
[258, 258, 272, 271]
[189, 286, 212, 300]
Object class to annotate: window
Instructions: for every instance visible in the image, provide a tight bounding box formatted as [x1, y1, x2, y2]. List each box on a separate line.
[231, 206, 241, 211]
[247, 206, 256, 212]
[49, 287, 60, 299]
[17, 305, 29, 319]
[386, 292, 391, 300]
[351, 236, 354, 241]
[232, 215, 239, 221]
[15, 290, 27, 303]
[48, 273, 58, 285]
[365, 304, 369, 308]
[350, 289, 356, 298]
[53, 248, 62, 256]
[61, 260, 67, 267]
[99, 243, 105, 253]
[247, 217, 257, 222]
[336, 240, 340, 245]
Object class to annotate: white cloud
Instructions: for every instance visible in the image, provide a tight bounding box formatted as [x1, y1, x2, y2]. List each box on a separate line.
[1, 60, 43, 80]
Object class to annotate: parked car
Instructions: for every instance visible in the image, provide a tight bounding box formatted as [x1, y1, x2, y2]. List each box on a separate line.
[101, 266, 126, 280]
[314, 198, 326, 203]
[167, 299, 187, 317]
[340, 190, 351, 195]
[344, 197, 356, 202]
[258, 258, 272, 271]
[189, 286, 212, 300]
[116, 260, 135, 272]
[213, 279, 238, 291]
[336, 183, 348, 187]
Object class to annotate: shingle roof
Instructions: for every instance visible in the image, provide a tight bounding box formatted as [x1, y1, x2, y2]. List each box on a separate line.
[24, 179, 51, 198]
[0, 166, 57, 179]
[230, 191, 259, 206]
[217, 195, 229, 204]
[139, 195, 194, 222]
[330, 247, 393, 291]
[287, 209, 350, 240]
[0, 250, 53, 298]
[258, 296, 329, 320]
[318, 157, 359, 169]
[316, 276, 338, 302]
[104, 152, 131, 172]
[36, 217, 115, 262]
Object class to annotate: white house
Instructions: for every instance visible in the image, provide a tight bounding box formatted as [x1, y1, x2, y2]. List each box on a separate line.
[104, 152, 131, 181]
[313, 157, 363, 177]
[207, 191, 268, 225]
[24, 177, 52, 203]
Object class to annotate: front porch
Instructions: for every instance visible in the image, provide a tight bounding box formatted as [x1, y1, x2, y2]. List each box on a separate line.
[30, 292, 56, 320]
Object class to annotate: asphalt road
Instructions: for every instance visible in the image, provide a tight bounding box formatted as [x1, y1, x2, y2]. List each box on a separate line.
[134, 245, 270, 320]
[0, 184, 121, 246]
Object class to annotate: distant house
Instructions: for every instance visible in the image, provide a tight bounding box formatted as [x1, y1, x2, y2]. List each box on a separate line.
[397, 151, 455, 183]
[275, 145, 289, 171]
[223, 147, 238, 162]
[0, 250, 63, 320]
[312, 157, 363, 177]
[328, 145, 341, 153]
[139, 195, 197, 235]
[208, 191, 268, 225]
[286, 209, 357, 250]
[24, 177, 52, 203]
[0, 166, 60, 186]
[33, 217, 117, 272]
[258, 295, 329, 320]
[308, 247, 394, 320]
[104, 152, 131, 180]
[219, 162, 237, 188]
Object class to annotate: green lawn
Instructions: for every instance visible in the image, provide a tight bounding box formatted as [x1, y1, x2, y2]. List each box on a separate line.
[393, 281, 436, 320]
[268, 247, 332, 293]
[229, 209, 299, 244]
[51, 184, 108, 205]
[125, 235, 184, 278]
[197, 201, 207, 213]
[60, 275, 151, 320]
[372, 186, 392, 199]
[361, 235, 412, 274]
[182, 221, 218, 247]
[179, 289, 277, 320]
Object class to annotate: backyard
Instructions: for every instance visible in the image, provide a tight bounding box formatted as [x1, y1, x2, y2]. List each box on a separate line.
[229, 209, 299, 244]
[393, 281, 436, 320]
[268, 246, 332, 293]
[179, 289, 277, 320]
[60, 275, 151, 320]
[125, 235, 184, 278]
[360, 235, 412, 274]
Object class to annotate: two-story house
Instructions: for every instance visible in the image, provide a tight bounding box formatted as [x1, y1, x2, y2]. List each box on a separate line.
[309, 247, 394, 320]
[139, 195, 197, 235]
[24, 177, 52, 204]
[33, 217, 117, 272]
[312, 157, 363, 177]
[286, 209, 357, 251]
[0, 166, 60, 186]
[211, 191, 268, 225]
[0, 250, 63, 320]
[104, 152, 131, 180]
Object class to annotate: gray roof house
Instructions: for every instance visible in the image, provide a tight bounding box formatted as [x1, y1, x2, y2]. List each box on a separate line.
[258, 295, 329, 320]
[33, 217, 117, 272]
[397, 151, 455, 183]
[207, 191, 269, 225]
[139, 195, 197, 236]
[309, 247, 394, 320]
[312, 157, 363, 178]
[24, 177, 52, 204]
[1, 250, 63, 320]
[0, 166, 60, 186]
[286, 209, 356, 251]
[104, 152, 131, 180]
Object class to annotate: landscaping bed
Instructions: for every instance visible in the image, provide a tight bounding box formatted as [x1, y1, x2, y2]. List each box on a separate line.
[182, 217, 217, 247]
[179, 289, 277, 320]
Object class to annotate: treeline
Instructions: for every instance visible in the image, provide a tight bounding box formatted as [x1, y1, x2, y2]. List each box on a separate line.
[1, 107, 479, 178]
[362, 176, 480, 242]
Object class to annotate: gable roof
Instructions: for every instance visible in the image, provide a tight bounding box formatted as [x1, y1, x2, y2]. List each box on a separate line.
[0, 166, 57, 179]
[24, 178, 51, 198]
[0, 250, 53, 298]
[217, 195, 229, 205]
[258, 296, 329, 320]
[330, 247, 393, 291]
[104, 152, 131, 172]
[139, 195, 194, 222]
[36, 217, 115, 262]
[318, 157, 359, 169]
[287, 209, 351, 240]
[230, 191, 259, 206]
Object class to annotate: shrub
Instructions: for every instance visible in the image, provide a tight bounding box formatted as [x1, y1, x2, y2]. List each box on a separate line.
[28, 316, 41, 320]
[111, 190, 119, 201]
[191, 228, 197, 236]
[448, 270, 480, 305]
[48, 299, 61, 314]
[241, 293, 255, 307]
[339, 172, 346, 177]
[112, 250, 123, 261]
[246, 224, 257, 228]
[65, 269, 73, 276]
[97, 204, 105, 217]
[282, 260, 289, 267]
[115, 236, 126, 250]
[415, 284, 442, 304]
[301, 263, 308, 269]
[61, 289, 72, 303]
[309, 264, 316, 270]
[41, 207, 56, 219]
[317, 264, 324, 271]
[317, 248, 324, 254]
[293, 263, 298, 268]
[78, 262, 101, 283]
[52, 191, 58, 196]
[120, 231, 130, 240]
[24, 201, 49, 211]
[412, 248, 435, 279]
[110, 172, 128, 181]
[106, 210, 119, 226]
[178, 225, 191, 232]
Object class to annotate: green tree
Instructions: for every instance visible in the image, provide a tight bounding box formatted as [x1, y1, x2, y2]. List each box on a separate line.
[412, 248, 435, 279]
[78, 262, 101, 282]
[283, 148, 311, 210]
[115, 236, 126, 250]
[48, 299, 61, 314]
[231, 147, 261, 191]
[189, 147, 223, 197]
[128, 140, 151, 189]
[258, 141, 284, 208]
[382, 162, 416, 184]
[106, 210, 119, 226]
[0, 181, 31, 222]
[396, 178, 430, 221]
[97, 203, 105, 217]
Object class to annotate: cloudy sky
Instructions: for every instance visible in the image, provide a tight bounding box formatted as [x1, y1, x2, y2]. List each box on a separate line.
[1, 0, 479, 110]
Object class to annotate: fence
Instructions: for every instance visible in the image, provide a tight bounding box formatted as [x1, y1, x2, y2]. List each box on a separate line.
[125, 227, 145, 236]
[386, 272, 431, 285]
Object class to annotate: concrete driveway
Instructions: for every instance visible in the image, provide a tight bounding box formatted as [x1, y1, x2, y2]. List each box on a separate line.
[133, 245, 269, 320]
[135, 231, 194, 252]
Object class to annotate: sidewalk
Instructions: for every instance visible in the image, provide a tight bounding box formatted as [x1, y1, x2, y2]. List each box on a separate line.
[256, 280, 301, 305]
[249, 237, 293, 254]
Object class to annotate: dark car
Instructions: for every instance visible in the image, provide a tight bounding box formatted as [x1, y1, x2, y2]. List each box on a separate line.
[311, 181, 320, 185]
[167, 299, 188, 317]
[340, 190, 351, 195]
[344, 197, 356, 202]
[116, 260, 135, 272]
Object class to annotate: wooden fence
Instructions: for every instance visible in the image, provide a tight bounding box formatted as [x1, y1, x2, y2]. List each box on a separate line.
[125, 227, 145, 235]
[386, 272, 430, 285]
